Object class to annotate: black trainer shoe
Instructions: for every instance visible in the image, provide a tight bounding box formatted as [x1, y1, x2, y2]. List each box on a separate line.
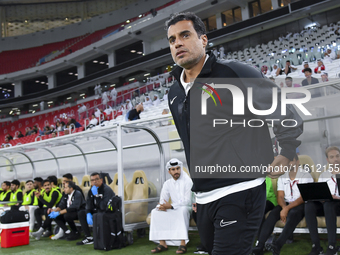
[252, 246, 264, 255]
[67, 232, 80, 241]
[42, 230, 52, 238]
[266, 242, 281, 255]
[76, 236, 94, 245]
[308, 244, 324, 255]
[325, 245, 338, 255]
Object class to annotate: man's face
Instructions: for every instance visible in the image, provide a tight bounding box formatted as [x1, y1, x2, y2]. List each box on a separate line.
[304, 64, 309, 69]
[25, 181, 33, 191]
[168, 20, 207, 70]
[317, 61, 322, 66]
[168, 166, 181, 180]
[64, 183, 72, 195]
[43, 182, 51, 192]
[33, 181, 41, 189]
[90, 174, 103, 188]
[62, 177, 71, 188]
[10, 184, 18, 192]
[1, 183, 8, 191]
[321, 74, 328, 81]
[286, 61, 290, 66]
[304, 71, 311, 78]
[285, 79, 293, 87]
[327, 150, 340, 171]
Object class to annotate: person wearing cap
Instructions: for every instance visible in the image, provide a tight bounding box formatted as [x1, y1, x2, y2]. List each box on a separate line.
[321, 72, 329, 82]
[314, 59, 325, 74]
[149, 158, 193, 254]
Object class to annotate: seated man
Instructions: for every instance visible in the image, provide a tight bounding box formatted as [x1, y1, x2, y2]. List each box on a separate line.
[127, 104, 144, 121]
[48, 181, 86, 240]
[32, 179, 62, 240]
[150, 158, 193, 254]
[62, 173, 84, 198]
[0, 181, 11, 208]
[305, 146, 340, 255]
[48, 175, 61, 193]
[9, 179, 23, 205]
[283, 60, 297, 75]
[86, 114, 98, 129]
[20, 180, 39, 233]
[252, 154, 313, 255]
[76, 172, 114, 245]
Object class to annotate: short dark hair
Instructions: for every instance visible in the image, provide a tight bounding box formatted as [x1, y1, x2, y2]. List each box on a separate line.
[42, 179, 51, 186]
[165, 12, 206, 38]
[65, 181, 76, 190]
[62, 173, 73, 180]
[90, 172, 101, 178]
[11, 179, 20, 186]
[34, 177, 43, 183]
[286, 60, 290, 63]
[26, 180, 33, 184]
[285, 77, 292, 81]
[303, 67, 312, 73]
[3, 181, 11, 187]
[47, 175, 58, 185]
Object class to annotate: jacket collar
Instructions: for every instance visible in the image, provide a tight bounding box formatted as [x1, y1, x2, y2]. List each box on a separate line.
[171, 51, 216, 83]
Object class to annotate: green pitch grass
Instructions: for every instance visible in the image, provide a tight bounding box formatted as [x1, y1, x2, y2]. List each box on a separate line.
[0, 230, 336, 255]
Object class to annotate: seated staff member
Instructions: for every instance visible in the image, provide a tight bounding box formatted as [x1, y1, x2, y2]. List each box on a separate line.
[305, 146, 340, 255]
[0, 181, 11, 208]
[32, 179, 62, 240]
[9, 179, 23, 205]
[62, 173, 84, 198]
[20, 180, 39, 233]
[76, 172, 114, 245]
[252, 155, 313, 255]
[48, 175, 61, 192]
[48, 181, 86, 240]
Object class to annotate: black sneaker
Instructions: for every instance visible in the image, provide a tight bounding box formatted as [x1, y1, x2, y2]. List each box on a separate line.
[252, 246, 264, 255]
[325, 245, 337, 255]
[66, 232, 80, 241]
[266, 242, 281, 255]
[308, 244, 324, 255]
[76, 236, 94, 245]
[42, 230, 52, 238]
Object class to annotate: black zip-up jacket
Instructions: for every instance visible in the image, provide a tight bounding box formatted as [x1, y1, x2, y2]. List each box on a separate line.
[168, 53, 303, 192]
[86, 183, 115, 214]
[58, 190, 86, 213]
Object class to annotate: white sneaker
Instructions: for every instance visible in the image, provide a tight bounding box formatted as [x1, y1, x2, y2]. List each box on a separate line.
[51, 228, 64, 240]
[31, 227, 44, 240]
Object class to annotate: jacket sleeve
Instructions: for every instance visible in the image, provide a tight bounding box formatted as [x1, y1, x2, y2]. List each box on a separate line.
[17, 192, 23, 203]
[58, 195, 67, 210]
[3, 192, 11, 201]
[86, 189, 94, 214]
[67, 191, 85, 213]
[230, 62, 303, 161]
[99, 186, 114, 212]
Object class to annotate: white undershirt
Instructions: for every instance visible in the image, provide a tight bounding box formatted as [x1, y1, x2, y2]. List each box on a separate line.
[180, 54, 209, 95]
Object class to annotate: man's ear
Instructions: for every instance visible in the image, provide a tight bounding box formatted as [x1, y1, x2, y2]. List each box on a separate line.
[201, 34, 208, 49]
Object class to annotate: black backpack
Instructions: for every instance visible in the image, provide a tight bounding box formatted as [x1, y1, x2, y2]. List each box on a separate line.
[106, 196, 126, 249]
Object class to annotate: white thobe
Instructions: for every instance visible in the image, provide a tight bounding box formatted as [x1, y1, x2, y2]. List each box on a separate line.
[149, 173, 193, 246]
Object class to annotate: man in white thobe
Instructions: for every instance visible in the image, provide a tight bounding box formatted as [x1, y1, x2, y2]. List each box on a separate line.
[150, 158, 193, 254]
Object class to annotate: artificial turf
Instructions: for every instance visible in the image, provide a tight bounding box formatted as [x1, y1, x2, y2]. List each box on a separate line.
[0, 230, 336, 255]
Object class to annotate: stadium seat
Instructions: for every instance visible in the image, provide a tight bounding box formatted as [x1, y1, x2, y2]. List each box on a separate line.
[124, 170, 149, 224]
[80, 175, 91, 199]
[73, 176, 79, 185]
[109, 173, 128, 199]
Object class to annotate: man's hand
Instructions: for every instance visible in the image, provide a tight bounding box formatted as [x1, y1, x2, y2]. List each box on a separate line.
[332, 195, 340, 200]
[91, 186, 98, 196]
[280, 207, 289, 223]
[158, 200, 172, 211]
[47, 208, 52, 214]
[34, 191, 41, 198]
[192, 203, 197, 213]
[266, 155, 291, 178]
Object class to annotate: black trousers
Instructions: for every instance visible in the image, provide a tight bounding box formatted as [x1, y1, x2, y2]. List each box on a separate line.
[78, 209, 91, 237]
[34, 207, 52, 231]
[196, 182, 266, 255]
[305, 201, 340, 247]
[55, 211, 78, 233]
[257, 203, 305, 249]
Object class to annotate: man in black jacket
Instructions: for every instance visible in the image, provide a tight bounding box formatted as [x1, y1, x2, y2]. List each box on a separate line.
[48, 181, 86, 241]
[62, 173, 84, 198]
[76, 172, 114, 245]
[166, 12, 304, 255]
